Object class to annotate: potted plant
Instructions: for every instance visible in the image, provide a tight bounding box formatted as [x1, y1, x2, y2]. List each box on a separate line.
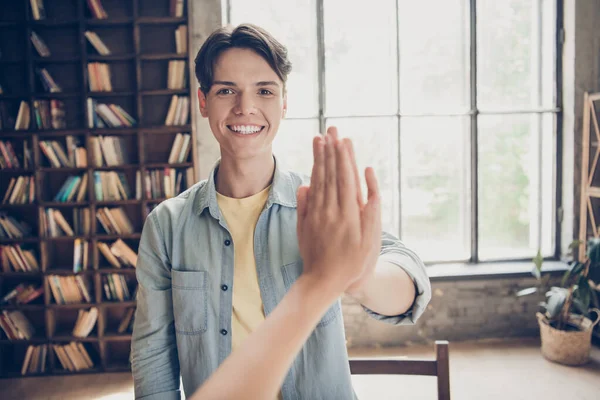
[517, 238, 600, 365]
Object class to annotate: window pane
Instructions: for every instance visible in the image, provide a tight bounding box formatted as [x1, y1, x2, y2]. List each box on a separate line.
[324, 0, 397, 117]
[272, 119, 319, 177]
[398, 0, 470, 114]
[478, 114, 545, 260]
[230, 0, 319, 118]
[326, 117, 399, 235]
[540, 0, 557, 108]
[540, 113, 555, 256]
[477, 0, 536, 109]
[400, 116, 470, 262]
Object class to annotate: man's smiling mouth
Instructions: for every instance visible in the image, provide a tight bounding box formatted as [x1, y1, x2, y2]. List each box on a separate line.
[227, 125, 265, 135]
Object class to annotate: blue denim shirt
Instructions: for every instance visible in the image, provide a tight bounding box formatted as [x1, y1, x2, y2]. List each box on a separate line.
[131, 158, 432, 400]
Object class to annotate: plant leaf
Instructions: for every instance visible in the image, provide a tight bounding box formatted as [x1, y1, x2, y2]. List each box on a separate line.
[532, 250, 543, 279]
[516, 287, 537, 297]
[545, 289, 567, 319]
[586, 237, 600, 262]
[562, 262, 584, 287]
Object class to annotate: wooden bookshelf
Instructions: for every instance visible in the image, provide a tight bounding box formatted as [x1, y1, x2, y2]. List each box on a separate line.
[0, 0, 195, 378]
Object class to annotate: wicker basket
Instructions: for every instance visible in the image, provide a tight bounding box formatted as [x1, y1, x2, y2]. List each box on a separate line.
[536, 308, 600, 365]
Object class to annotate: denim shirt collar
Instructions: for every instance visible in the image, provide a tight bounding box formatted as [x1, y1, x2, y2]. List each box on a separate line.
[194, 155, 298, 218]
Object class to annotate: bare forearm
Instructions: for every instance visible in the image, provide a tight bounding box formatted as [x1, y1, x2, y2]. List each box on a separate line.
[189, 273, 343, 400]
[348, 259, 416, 316]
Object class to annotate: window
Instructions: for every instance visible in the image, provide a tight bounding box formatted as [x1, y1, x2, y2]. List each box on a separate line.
[229, 0, 559, 263]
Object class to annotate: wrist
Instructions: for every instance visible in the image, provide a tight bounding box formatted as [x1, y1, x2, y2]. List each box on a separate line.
[298, 269, 347, 300]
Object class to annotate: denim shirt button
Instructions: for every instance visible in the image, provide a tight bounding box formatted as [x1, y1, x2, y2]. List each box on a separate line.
[221, 284, 228, 291]
[220, 329, 228, 335]
[224, 239, 231, 246]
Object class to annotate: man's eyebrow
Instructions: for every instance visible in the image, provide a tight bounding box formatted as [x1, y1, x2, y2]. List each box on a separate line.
[212, 80, 280, 87]
[213, 81, 236, 86]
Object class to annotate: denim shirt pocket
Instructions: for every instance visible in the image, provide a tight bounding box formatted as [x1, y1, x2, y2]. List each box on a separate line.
[281, 260, 341, 328]
[172, 270, 208, 335]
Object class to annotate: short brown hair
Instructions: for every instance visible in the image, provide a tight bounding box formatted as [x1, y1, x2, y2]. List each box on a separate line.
[194, 24, 292, 95]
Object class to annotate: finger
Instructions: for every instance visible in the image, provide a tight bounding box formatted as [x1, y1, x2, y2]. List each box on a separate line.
[336, 139, 358, 213]
[309, 135, 325, 209]
[327, 126, 339, 141]
[345, 139, 365, 208]
[361, 167, 381, 240]
[324, 134, 338, 210]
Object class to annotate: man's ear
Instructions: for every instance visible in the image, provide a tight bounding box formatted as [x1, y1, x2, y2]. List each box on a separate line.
[282, 94, 288, 118]
[198, 88, 208, 118]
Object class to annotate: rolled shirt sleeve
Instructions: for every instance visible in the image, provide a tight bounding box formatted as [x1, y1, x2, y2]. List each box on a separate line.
[362, 231, 432, 326]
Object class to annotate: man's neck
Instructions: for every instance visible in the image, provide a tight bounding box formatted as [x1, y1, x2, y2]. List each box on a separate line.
[215, 152, 275, 198]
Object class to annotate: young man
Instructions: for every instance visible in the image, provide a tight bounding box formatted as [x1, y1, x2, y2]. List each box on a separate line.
[131, 24, 431, 400]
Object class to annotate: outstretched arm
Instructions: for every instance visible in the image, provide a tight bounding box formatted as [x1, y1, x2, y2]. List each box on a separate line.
[190, 129, 381, 400]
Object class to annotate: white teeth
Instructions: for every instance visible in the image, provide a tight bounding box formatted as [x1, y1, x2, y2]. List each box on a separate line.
[230, 125, 262, 135]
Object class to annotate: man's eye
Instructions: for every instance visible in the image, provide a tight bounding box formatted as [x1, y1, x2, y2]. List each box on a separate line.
[259, 89, 273, 95]
[217, 88, 233, 95]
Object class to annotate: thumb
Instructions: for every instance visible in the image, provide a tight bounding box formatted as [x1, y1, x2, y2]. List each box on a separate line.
[361, 168, 381, 241]
[296, 185, 310, 237]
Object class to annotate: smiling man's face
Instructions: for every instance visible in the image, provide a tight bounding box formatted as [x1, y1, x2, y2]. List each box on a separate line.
[198, 47, 287, 161]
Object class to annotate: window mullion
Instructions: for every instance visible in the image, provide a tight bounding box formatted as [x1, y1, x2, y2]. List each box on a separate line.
[470, 0, 479, 262]
[316, 0, 326, 133]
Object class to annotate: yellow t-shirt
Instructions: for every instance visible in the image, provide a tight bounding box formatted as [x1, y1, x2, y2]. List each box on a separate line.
[217, 186, 281, 399]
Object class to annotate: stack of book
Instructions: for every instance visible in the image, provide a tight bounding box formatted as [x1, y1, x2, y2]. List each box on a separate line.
[89, 136, 130, 166]
[98, 239, 137, 268]
[93, 171, 137, 201]
[40, 137, 87, 168]
[0, 140, 32, 169]
[168, 133, 191, 163]
[53, 342, 94, 371]
[36, 68, 61, 93]
[72, 307, 98, 338]
[0, 245, 39, 272]
[0, 283, 44, 306]
[175, 25, 187, 54]
[53, 175, 88, 203]
[117, 308, 135, 334]
[165, 95, 189, 126]
[87, 0, 108, 19]
[0, 213, 32, 239]
[87, 99, 136, 128]
[167, 60, 187, 90]
[30, 32, 50, 57]
[102, 274, 132, 301]
[48, 275, 92, 304]
[145, 167, 194, 199]
[0, 310, 35, 340]
[32, 99, 66, 130]
[21, 345, 48, 375]
[72, 238, 90, 273]
[15, 101, 31, 130]
[87, 63, 112, 92]
[30, 0, 47, 20]
[2, 176, 35, 204]
[96, 207, 134, 235]
[42, 208, 91, 237]
[84, 31, 110, 55]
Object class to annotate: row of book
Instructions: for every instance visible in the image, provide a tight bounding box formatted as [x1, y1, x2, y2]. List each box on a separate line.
[53, 342, 95, 371]
[94, 171, 140, 201]
[54, 174, 88, 203]
[31, 31, 50, 57]
[2, 176, 35, 205]
[85, 31, 110, 56]
[175, 24, 188, 54]
[33, 99, 67, 130]
[40, 137, 87, 168]
[0, 140, 32, 170]
[37, 68, 61, 93]
[48, 275, 92, 304]
[168, 133, 192, 163]
[21, 344, 48, 375]
[42, 208, 91, 237]
[87, 99, 137, 128]
[145, 167, 194, 199]
[73, 239, 90, 273]
[72, 307, 98, 338]
[30, 0, 46, 20]
[165, 95, 190, 126]
[98, 239, 138, 269]
[88, 0, 108, 19]
[88, 63, 112, 92]
[0, 245, 39, 272]
[170, 0, 186, 17]
[0, 213, 32, 239]
[1, 283, 44, 306]
[90, 135, 131, 166]
[96, 207, 134, 235]
[0, 310, 36, 340]
[103, 274, 133, 302]
[167, 60, 187, 90]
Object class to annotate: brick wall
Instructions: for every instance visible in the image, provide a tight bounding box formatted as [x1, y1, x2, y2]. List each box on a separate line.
[342, 276, 561, 348]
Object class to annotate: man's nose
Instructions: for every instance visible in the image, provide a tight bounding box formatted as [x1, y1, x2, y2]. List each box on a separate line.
[234, 92, 257, 115]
